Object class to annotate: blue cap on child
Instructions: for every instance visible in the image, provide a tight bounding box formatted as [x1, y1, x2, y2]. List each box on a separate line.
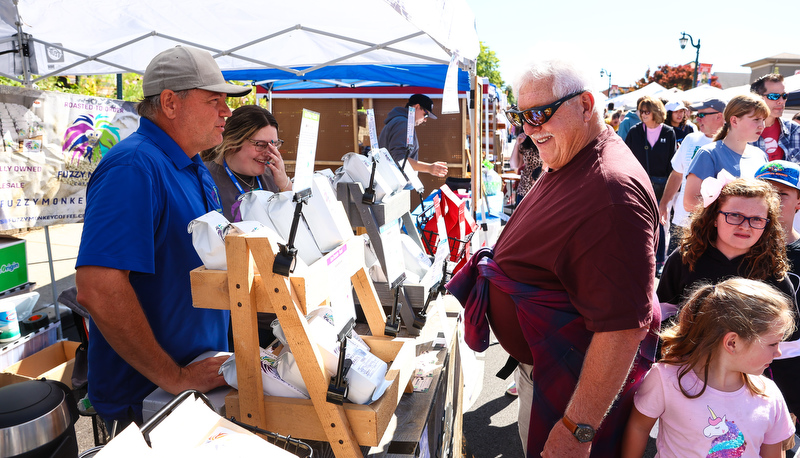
[755, 160, 800, 191]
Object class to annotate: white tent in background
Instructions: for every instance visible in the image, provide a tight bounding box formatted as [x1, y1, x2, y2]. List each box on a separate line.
[718, 84, 752, 102]
[678, 85, 723, 105]
[784, 74, 800, 93]
[604, 83, 671, 110]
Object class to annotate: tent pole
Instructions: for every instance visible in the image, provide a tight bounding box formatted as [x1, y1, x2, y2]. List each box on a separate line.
[44, 226, 63, 340]
[13, 1, 31, 88]
[117, 74, 123, 100]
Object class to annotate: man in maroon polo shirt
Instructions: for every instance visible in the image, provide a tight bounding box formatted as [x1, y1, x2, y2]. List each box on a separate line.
[453, 59, 659, 457]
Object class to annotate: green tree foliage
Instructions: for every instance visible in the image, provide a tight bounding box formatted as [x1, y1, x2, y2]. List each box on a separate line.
[0, 73, 257, 106]
[476, 42, 504, 89]
[634, 63, 721, 91]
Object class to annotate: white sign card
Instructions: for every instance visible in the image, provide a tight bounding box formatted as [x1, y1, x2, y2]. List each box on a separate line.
[366, 108, 379, 150]
[293, 109, 320, 193]
[379, 218, 405, 284]
[405, 106, 415, 148]
[441, 52, 461, 114]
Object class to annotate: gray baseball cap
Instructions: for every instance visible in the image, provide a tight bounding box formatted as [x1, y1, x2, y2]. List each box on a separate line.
[690, 98, 726, 113]
[143, 46, 251, 98]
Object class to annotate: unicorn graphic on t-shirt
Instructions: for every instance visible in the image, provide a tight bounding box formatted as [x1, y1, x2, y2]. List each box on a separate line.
[703, 405, 746, 458]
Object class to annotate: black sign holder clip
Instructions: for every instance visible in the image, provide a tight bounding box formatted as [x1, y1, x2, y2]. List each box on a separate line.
[273, 188, 312, 277]
[326, 318, 356, 405]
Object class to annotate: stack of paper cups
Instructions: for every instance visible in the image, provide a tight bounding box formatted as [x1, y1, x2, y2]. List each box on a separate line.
[0, 299, 20, 342]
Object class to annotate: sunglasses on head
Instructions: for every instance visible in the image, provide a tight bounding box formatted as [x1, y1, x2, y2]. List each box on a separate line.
[764, 92, 788, 101]
[696, 112, 719, 118]
[505, 90, 586, 127]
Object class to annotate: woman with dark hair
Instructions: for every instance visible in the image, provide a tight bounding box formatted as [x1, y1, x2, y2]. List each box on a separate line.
[508, 124, 542, 206]
[664, 100, 695, 143]
[201, 105, 291, 222]
[625, 95, 677, 275]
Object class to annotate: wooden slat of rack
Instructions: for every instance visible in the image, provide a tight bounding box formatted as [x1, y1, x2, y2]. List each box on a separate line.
[225, 235, 267, 429]
[247, 236, 363, 458]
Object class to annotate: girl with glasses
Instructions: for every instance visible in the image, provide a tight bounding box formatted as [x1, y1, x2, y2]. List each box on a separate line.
[657, 177, 794, 321]
[624, 95, 677, 276]
[201, 105, 291, 222]
[682, 94, 770, 214]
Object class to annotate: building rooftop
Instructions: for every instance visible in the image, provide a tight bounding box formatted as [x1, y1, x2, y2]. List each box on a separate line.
[743, 53, 800, 68]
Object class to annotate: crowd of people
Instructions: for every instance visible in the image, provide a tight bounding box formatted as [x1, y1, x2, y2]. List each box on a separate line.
[452, 61, 800, 457]
[71, 41, 800, 457]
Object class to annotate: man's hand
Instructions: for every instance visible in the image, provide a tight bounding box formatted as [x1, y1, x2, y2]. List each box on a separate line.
[658, 201, 670, 225]
[428, 161, 448, 177]
[408, 158, 448, 177]
[166, 355, 229, 395]
[541, 420, 591, 457]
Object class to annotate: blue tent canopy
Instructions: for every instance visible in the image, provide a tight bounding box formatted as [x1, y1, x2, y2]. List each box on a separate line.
[223, 64, 472, 92]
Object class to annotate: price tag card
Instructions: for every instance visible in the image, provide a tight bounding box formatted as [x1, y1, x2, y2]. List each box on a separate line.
[366, 108, 379, 150]
[405, 106, 415, 147]
[293, 109, 320, 193]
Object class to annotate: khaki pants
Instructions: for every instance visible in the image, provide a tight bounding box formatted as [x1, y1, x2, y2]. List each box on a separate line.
[515, 362, 534, 456]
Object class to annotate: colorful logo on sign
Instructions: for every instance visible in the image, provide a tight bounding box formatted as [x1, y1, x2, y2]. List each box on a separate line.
[62, 114, 121, 164]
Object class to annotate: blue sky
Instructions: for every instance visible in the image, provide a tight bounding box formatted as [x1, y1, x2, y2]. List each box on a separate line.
[463, 0, 799, 92]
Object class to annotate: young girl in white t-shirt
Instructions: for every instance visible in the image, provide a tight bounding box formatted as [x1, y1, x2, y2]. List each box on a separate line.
[623, 278, 796, 458]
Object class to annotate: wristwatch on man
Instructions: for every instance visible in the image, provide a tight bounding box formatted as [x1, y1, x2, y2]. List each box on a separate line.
[562, 415, 596, 443]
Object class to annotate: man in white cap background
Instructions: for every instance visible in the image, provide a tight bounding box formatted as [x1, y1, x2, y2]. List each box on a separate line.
[75, 46, 251, 430]
[658, 98, 727, 256]
[379, 93, 448, 177]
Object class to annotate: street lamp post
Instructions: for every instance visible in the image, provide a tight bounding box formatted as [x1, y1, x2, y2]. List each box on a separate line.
[679, 32, 701, 88]
[600, 68, 612, 97]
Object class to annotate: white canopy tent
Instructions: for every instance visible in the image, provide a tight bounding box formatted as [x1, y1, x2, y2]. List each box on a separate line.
[0, 0, 480, 340]
[604, 83, 671, 110]
[0, 0, 479, 90]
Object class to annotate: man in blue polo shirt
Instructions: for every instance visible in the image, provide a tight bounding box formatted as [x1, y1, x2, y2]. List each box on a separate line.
[75, 46, 251, 428]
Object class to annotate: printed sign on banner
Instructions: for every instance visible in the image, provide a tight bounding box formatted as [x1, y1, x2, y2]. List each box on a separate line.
[0, 85, 138, 230]
[293, 109, 320, 193]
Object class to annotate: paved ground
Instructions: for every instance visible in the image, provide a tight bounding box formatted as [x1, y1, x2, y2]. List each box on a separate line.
[9, 223, 660, 457]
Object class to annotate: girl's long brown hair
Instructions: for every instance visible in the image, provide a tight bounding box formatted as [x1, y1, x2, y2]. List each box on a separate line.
[661, 278, 795, 398]
[681, 178, 787, 280]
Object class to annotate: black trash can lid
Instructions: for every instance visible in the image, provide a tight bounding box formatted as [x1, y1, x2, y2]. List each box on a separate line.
[0, 380, 66, 428]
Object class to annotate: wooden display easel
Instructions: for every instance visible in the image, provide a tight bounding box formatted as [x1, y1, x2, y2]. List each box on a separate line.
[191, 232, 415, 458]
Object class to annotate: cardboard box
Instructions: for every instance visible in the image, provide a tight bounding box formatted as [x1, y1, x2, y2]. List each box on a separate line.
[0, 371, 30, 388]
[0, 236, 27, 294]
[3, 340, 80, 387]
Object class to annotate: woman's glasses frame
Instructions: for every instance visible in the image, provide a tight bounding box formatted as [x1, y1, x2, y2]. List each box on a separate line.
[248, 139, 284, 151]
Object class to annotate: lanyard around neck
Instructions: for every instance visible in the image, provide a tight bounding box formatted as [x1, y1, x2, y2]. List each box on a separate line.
[223, 160, 262, 195]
